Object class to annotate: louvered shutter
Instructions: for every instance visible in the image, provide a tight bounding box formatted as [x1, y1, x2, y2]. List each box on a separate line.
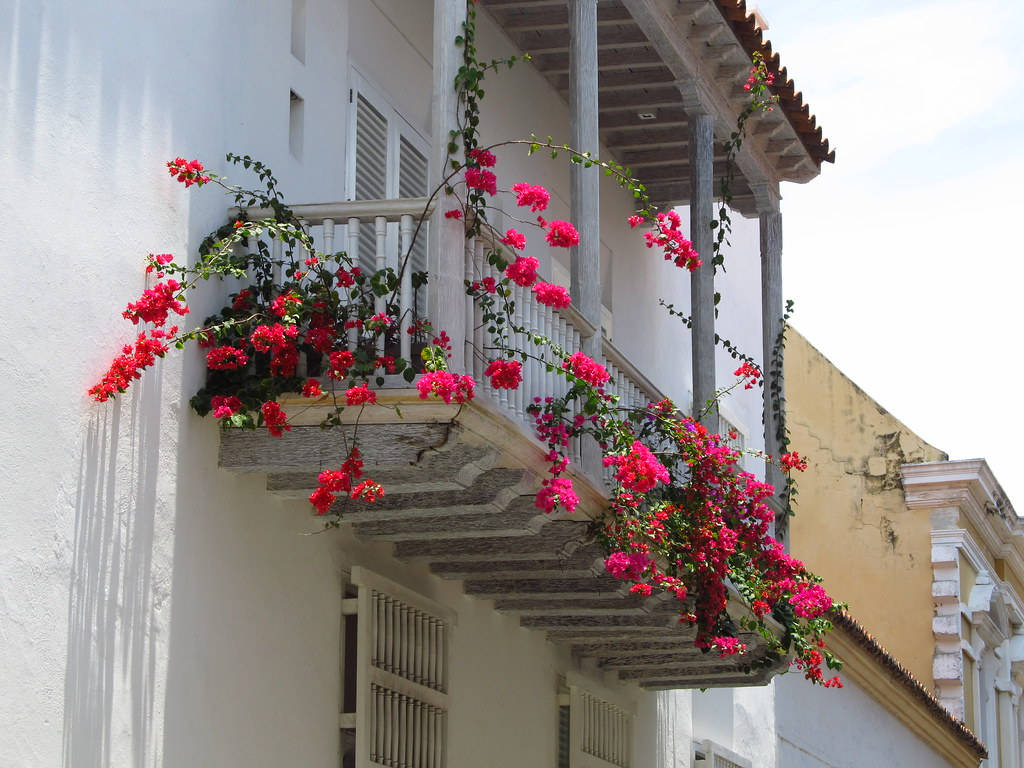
[398, 135, 429, 317]
[565, 676, 633, 768]
[351, 567, 453, 768]
[354, 93, 389, 275]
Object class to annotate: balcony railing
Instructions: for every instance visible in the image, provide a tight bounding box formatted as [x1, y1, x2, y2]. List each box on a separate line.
[237, 198, 665, 462]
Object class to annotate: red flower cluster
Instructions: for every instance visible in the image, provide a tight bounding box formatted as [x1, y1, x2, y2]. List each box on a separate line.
[603, 440, 670, 493]
[789, 584, 831, 618]
[733, 361, 761, 389]
[444, 209, 463, 220]
[484, 359, 522, 390]
[468, 148, 497, 167]
[89, 329, 174, 402]
[327, 350, 355, 380]
[505, 256, 539, 287]
[534, 476, 579, 514]
[309, 448, 373, 514]
[512, 182, 550, 212]
[465, 167, 497, 196]
[470, 277, 498, 294]
[643, 210, 701, 272]
[206, 345, 250, 371]
[167, 157, 210, 187]
[544, 219, 579, 249]
[562, 351, 609, 386]
[211, 395, 243, 419]
[780, 451, 808, 473]
[500, 228, 527, 250]
[250, 323, 299, 377]
[345, 384, 377, 406]
[416, 370, 475, 404]
[532, 282, 571, 308]
[122, 280, 189, 326]
[261, 401, 290, 437]
[302, 379, 324, 398]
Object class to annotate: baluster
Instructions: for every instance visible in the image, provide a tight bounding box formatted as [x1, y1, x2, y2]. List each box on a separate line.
[512, 282, 525, 422]
[400, 214, 414, 363]
[346, 217, 360, 350]
[464, 237, 474, 376]
[472, 240, 485, 386]
[527, 289, 539, 424]
[374, 215, 388, 360]
[543, 304, 555, 404]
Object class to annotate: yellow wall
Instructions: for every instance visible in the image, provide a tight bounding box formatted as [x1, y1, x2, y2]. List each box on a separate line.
[786, 330, 947, 683]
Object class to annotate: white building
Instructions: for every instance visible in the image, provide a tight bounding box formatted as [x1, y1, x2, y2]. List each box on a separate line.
[3, 0, 976, 766]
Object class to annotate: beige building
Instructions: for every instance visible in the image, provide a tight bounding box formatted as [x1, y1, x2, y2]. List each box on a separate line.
[787, 329, 1024, 765]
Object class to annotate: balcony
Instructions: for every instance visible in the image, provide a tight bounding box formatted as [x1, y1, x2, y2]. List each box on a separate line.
[218, 198, 788, 689]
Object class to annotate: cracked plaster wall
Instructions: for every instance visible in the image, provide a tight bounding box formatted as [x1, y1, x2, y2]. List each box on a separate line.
[785, 330, 947, 683]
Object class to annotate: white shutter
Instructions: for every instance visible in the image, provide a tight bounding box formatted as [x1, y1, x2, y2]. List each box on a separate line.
[564, 675, 634, 768]
[354, 93, 389, 276]
[398, 135, 429, 317]
[351, 567, 454, 768]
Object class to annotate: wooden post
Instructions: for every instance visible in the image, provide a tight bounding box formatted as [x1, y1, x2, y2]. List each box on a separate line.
[759, 203, 786, 526]
[570, 0, 603, 479]
[689, 112, 715, 428]
[569, 0, 601, 357]
[429, 0, 468, 372]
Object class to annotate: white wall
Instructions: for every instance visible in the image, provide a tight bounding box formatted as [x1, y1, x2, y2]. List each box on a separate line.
[0, 0, 779, 765]
[775, 669, 956, 768]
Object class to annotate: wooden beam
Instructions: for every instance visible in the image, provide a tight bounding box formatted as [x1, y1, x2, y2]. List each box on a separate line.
[599, 105, 689, 130]
[511, 22, 647, 54]
[393, 522, 590, 560]
[531, 46, 662, 73]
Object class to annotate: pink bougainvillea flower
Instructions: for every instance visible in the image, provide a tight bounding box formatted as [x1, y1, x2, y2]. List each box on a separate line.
[345, 384, 377, 406]
[416, 370, 475, 404]
[261, 401, 290, 437]
[210, 395, 243, 419]
[562, 351, 609, 385]
[468, 147, 497, 167]
[532, 282, 571, 308]
[465, 167, 497, 196]
[544, 220, 579, 248]
[484, 359, 522, 390]
[506, 256, 539, 287]
[500, 228, 527, 250]
[511, 182, 550, 212]
[535, 476, 579, 514]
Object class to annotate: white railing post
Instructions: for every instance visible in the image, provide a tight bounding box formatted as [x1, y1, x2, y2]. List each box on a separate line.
[374, 215, 387, 359]
[400, 213, 414, 361]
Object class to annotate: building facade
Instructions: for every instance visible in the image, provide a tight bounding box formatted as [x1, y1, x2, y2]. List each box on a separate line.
[5, 1, 977, 767]
[786, 329, 1022, 766]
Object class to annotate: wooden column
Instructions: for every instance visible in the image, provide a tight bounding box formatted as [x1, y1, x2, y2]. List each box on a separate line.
[689, 112, 715, 428]
[429, 0, 468, 371]
[569, 0, 603, 480]
[569, 0, 601, 359]
[759, 204, 786, 515]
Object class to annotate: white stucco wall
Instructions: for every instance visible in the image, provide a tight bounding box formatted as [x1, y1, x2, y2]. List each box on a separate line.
[1, 0, 780, 765]
[775, 669, 957, 768]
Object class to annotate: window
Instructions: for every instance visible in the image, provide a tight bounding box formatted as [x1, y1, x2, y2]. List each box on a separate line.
[341, 566, 454, 768]
[558, 675, 633, 768]
[348, 72, 430, 317]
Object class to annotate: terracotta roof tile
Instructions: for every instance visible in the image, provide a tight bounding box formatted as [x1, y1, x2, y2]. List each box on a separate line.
[712, 0, 835, 167]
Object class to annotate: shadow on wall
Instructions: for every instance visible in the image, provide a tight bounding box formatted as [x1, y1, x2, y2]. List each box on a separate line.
[64, 373, 164, 768]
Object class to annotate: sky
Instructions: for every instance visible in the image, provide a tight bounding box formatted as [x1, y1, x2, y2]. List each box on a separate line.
[751, 0, 1024, 504]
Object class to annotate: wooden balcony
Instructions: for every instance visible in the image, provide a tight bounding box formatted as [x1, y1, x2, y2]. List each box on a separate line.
[218, 194, 789, 683]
